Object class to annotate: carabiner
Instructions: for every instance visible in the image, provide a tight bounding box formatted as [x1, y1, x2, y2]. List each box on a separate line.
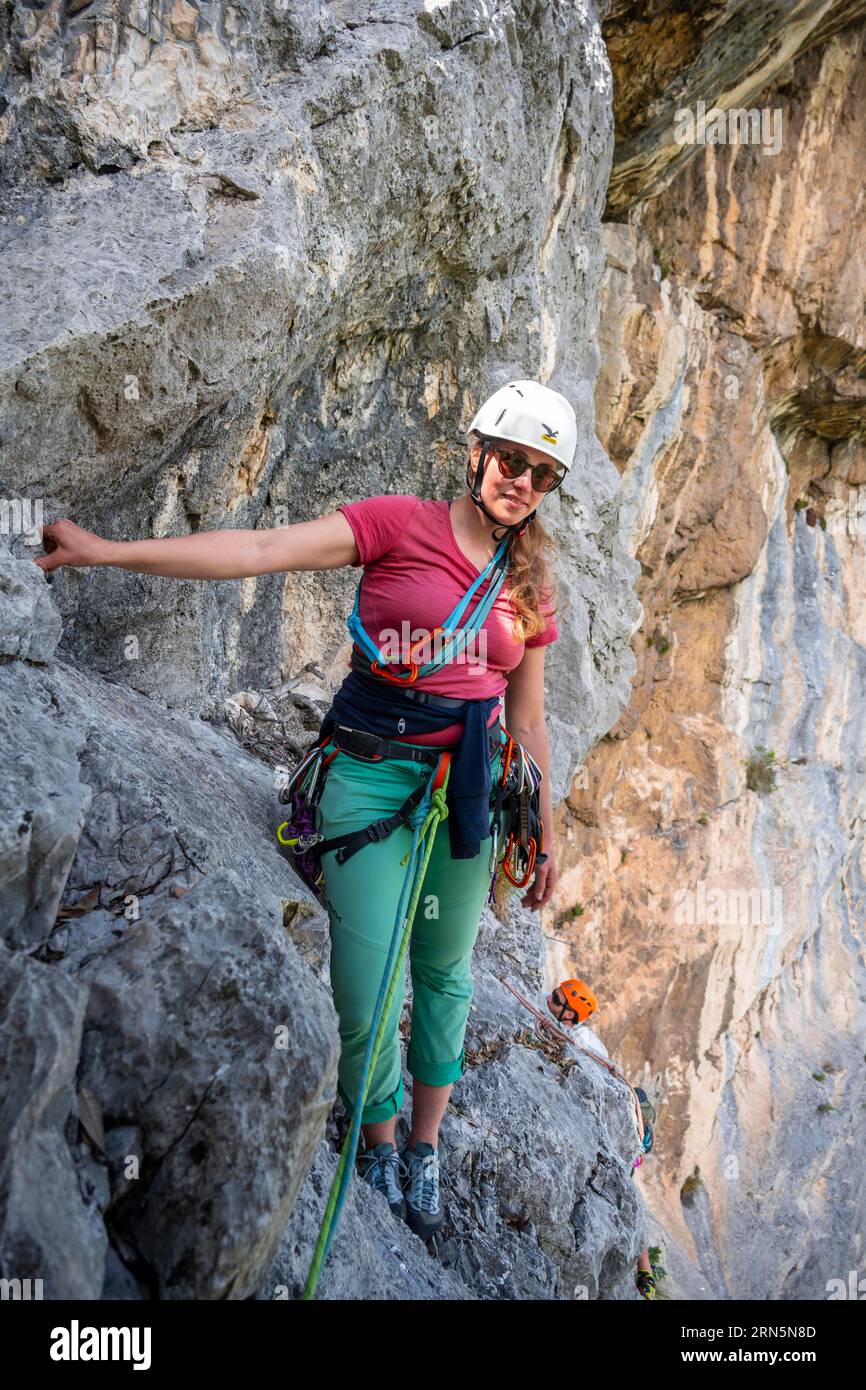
[502, 831, 536, 888]
[524, 748, 543, 788]
[500, 734, 515, 790]
[488, 822, 500, 876]
[280, 741, 324, 805]
[408, 625, 448, 666]
[371, 656, 419, 684]
[303, 745, 330, 805]
[296, 831, 324, 850]
[516, 744, 526, 796]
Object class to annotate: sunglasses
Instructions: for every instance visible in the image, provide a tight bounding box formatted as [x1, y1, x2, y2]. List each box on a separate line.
[550, 989, 577, 1024]
[488, 440, 566, 494]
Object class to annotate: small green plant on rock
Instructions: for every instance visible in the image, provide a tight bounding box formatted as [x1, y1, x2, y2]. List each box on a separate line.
[652, 247, 675, 281]
[647, 629, 672, 655]
[680, 1166, 703, 1208]
[745, 745, 777, 794]
[648, 1245, 668, 1287]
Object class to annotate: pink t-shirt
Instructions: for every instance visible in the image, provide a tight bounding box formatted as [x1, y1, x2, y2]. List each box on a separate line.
[337, 494, 558, 745]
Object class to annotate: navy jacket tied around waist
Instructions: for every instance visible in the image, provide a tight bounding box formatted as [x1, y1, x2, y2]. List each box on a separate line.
[317, 663, 501, 861]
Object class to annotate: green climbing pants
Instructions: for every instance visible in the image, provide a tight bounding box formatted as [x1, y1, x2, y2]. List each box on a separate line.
[316, 736, 503, 1125]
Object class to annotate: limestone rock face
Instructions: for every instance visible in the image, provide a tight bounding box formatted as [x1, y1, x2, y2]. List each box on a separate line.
[5, 0, 862, 1304]
[0, 552, 344, 1299]
[602, 0, 866, 215]
[0, 540, 647, 1298]
[0, 1, 646, 1301]
[551, 11, 866, 1300]
[0, 0, 639, 801]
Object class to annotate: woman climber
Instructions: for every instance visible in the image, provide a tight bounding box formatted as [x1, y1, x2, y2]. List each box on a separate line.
[33, 378, 574, 1249]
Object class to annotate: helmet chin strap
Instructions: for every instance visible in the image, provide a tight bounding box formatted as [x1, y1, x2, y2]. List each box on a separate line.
[469, 440, 537, 545]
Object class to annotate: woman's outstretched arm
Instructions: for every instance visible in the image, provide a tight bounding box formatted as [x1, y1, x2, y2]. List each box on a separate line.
[31, 512, 360, 579]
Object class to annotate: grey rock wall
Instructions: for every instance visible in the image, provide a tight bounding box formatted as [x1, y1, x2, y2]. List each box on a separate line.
[0, 544, 647, 1299]
[1, 0, 639, 800]
[0, 1, 646, 1299]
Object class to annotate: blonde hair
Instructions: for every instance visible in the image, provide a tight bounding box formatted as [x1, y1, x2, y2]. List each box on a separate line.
[467, 438, 560, 643]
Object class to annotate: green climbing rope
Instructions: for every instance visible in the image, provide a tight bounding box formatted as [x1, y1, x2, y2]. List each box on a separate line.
[302, 760, 452, 1300]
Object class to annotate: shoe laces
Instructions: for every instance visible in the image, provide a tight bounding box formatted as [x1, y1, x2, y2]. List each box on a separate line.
[404, 1147, 452, 1213]
[359, 1147, 407, 1205]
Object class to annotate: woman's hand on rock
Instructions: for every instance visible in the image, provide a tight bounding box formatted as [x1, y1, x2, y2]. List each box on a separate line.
[32, 519, 113, 572]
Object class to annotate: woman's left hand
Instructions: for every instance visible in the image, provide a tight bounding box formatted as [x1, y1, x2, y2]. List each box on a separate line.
[521, 850, 558, 910]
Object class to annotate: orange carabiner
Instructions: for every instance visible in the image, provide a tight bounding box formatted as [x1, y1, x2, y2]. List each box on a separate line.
[431, 748, 452, 791]
[525, 835, 537, 880]
[371, 657, 419, 684]
[500, 734, 515, 789]
[409, 626, 447, 664]
[370, 625, 450, 685]
[502, 831, 537, 888]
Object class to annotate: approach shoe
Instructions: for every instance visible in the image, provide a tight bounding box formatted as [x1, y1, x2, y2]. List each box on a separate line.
[356, 1142, 407, 1220]
[400, 1141, 447, 1239]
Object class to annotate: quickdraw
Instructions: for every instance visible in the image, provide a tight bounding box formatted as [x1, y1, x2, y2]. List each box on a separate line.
[487, 726, 547, 898]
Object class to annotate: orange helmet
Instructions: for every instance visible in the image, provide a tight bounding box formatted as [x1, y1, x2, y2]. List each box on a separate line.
[552, 978, 597, 1024]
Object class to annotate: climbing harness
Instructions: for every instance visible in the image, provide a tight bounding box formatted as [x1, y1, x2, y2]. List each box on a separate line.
[277, 714, 548, 917]
[276, 720, 504, 904]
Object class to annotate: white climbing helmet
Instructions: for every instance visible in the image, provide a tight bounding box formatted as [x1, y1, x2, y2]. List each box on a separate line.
[466, 379, 578, 471]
